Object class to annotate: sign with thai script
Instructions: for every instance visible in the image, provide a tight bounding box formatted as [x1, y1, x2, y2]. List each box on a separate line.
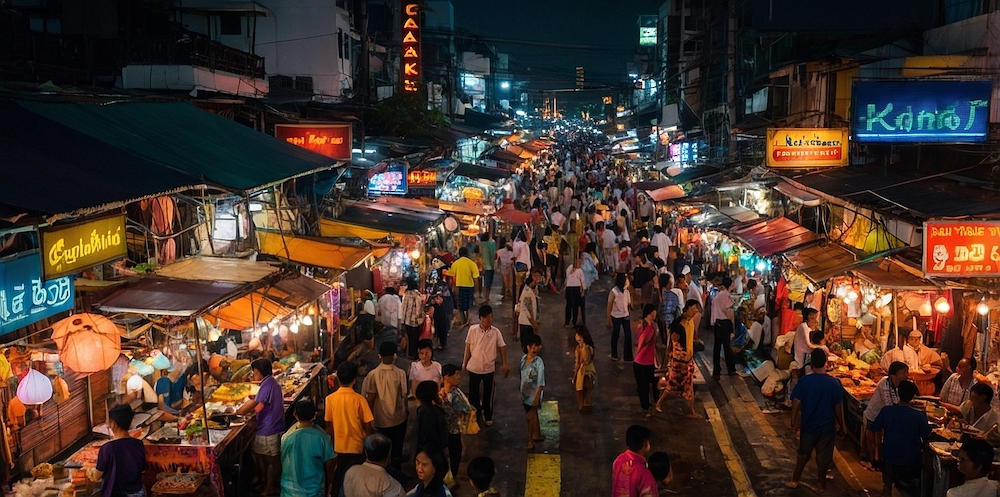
[369, 162, 408, 196]
[0, 252, 74, 336]
[275, 124, 352, 160]
[853, 80, 991, 143]
[41, 214, 126, 280]
[407, 169, 437, 187]
[923, 220, 1000, 277]
[401, 1, 421, 92]
[766, 128, 849, 168]
[639, 27, 657, 46]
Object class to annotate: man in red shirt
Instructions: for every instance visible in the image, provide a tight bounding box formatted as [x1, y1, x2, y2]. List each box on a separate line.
[612, 425, 658, 497]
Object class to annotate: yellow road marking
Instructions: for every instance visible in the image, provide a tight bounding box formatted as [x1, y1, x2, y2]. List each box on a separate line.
[524, 400, 561, 495]
[700, 391, 758, 497]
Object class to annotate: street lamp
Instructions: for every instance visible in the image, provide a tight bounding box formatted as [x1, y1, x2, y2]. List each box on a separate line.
[500, 81, 510, 89]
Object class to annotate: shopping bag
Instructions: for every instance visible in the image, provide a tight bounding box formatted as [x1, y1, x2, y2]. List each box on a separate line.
[463, 412, 481, 435]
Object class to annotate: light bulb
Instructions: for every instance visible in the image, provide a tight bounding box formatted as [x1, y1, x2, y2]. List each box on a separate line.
[409, 250, 421, 260]
[272, 326, 280, 336]
[978, 301, 990, 316]
[918, 301, 933, 317]
[879, 293, 893, 306]
[847, 290, 859, 302]
[290, 322, 299, 334]
[836, 286, 847, 299]
[126, 374, 143, 393]
[934, 297, 950, 314]
[302, 315, 313, 326]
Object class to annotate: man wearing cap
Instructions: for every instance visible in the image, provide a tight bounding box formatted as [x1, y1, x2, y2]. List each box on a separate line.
[906, 330, 942, 374]
[880, 331, 921, 372]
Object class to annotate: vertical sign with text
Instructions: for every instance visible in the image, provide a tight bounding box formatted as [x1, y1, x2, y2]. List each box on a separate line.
[401, 1, 420, 93]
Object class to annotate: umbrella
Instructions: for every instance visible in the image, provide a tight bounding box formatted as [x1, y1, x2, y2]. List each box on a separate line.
[493, 206, 532, 225]
[51, 314, 122, 374]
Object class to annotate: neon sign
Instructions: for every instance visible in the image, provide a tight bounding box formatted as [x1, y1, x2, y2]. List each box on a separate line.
[923, 220, 1000, 277]
[401, 2, 420, 92]
[41, 214, 126, 280]
[853, 81, 991, 143]
[369, 162, 408, 196]
[274, 124, 352, 160]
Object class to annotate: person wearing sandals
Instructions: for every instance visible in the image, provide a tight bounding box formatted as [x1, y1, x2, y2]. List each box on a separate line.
[520, 333, 546, 450]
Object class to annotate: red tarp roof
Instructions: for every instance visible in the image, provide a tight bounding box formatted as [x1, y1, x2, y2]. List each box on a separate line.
[729, 217, 820, 256]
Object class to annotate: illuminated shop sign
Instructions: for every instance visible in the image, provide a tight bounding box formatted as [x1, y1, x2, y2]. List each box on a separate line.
[401, 1, 421, 92]
[853, 80, 991, 143]
[407, 170, 437, 187]
[0, 252, 73, 336]
[41, 214, 126, 280]
[274, 124, 352, 160]
[369, 162, 408, 196]
[766, 128, 849, 168]
[923, 220, 1000, 277]
[639, 27, 657, 46]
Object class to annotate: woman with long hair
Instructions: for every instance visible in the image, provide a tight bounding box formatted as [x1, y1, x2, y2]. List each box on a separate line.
[573, 326, 596, 411]
[634, 304, 659, 417]
[657, 300, 700, 418]
[408, 444, 453, 497]
[415, 381, 449, 456]
[606, 272, 632, 362]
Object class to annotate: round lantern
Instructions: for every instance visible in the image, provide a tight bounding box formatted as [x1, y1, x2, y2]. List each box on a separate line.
[17, 368, 53, 405]
[51, 314, 122, 374]
[130, 359, 154, 377]
[126, 374, 143, 393]
[151, 353, 171, 371]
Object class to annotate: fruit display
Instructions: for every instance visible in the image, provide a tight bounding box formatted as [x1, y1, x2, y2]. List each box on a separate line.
[209, 382, 258, 402]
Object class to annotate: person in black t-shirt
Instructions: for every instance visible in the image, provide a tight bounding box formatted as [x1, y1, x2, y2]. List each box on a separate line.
[94, 404, 147, 497]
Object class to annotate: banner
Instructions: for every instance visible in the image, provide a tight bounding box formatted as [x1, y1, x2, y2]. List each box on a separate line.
[923, 220, 1000, 277]
[853, 80, 991, 143]
[766, 128, 849, 168]
[274, 124, 352, 160]
[368, 162, 408, 196]
[41, 214, 126, 280]
[0, 252, 74, 336]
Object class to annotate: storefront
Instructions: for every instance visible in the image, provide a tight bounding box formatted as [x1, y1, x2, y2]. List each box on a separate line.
[440, 162, 513, 209]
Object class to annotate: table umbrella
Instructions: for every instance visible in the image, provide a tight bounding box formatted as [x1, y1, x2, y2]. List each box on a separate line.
[494, 206, 532, 225]
[51, 314, 122, 374]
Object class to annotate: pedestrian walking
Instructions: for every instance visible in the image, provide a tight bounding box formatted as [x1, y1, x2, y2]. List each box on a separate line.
[607, 273, 633, 362]
[611, 424, 658, 497]
[870, 380, 929, 497]
[573, 325, 596, 411]
[516, 268, 542, 343]
[862, 361, 909, 469]
[325, 361, 374, 495]
[409, 339, 443, 399]
[447, 247, 480, 326]
[401, 279, 425, 359]
[431, 282, 454, 350]
[564, 256, 587, 327]
[280, 398, 334, 497]
[709, 276, 735, 380]
[787, 349, 845, 491]
[415, 380, 449, 456]
[342, 434, 406, 497]
[496, 238, 514, 299]
[478, 232, 497, 302]
[656, 300, 701, 418]
[520, 333, 546, 450]
[377, 287, 402, 330]
[409, 445, 453, 497]
[439, 364, 474, 479]
[362, 341, 409, 470]
[462, 305, 510, 427]
[512, 231, 532, 299]
[634, 304, 658, 418]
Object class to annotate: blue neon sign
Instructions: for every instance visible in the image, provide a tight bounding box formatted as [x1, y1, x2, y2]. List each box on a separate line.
[852, 80, 991, 143]
[0, 252, 74, 336]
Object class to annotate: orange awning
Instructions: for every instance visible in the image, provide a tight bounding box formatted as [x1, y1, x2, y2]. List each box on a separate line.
[208, 291, 293, 330]
[257, 231, 373, 272]
[647, 184, 686, 202]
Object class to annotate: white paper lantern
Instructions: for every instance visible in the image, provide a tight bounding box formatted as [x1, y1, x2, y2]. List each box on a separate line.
[126, 374, 143, 393]
[17, 369, 53, 405]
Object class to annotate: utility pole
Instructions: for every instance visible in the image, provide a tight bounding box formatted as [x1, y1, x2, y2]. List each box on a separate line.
[355, 0, 371, 105]
[727, 0, 737, 164]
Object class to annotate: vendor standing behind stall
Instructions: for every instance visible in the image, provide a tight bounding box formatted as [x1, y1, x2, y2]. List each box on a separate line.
[236, 358, 285, 496]
[93, 405, 146, 497]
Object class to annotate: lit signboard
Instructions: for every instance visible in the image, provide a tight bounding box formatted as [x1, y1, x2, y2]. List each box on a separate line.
[639, 27, 657, 46]
[852, 80, 991, 143]
[923, 220, 1000, 277]
[401, 1, 421, 92]
[407, 169, 437, 188]
[0, 252, 74, 336]
[274, 124, 352, 160]
[41, 214, 126, 280]
[369, 162, 408, 196]
[766, 128, 849, 168]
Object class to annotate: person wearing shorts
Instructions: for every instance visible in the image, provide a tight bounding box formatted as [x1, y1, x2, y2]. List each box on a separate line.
[788, 349, 845, 492]
[237, 359, 286, 495]
[479, 232, 497, 301]
[447, 247, 480, 326]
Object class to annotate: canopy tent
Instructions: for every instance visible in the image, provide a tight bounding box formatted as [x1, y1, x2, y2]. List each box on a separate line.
[847, 260, 940, 290]
[208, 273, 329, 330]
[96, 278, 246, 316]
[485, 148, 524, 165]
[784, 243, 858, 283]
[647, 184, 686, 202]
[320, 204, 440, 238]
[15, 98, 337, 193]
[449, 163, 512, 183]
[728, 217, 821, 257]
[718, 205, 760, 223]
[155, 257, 280, 283]
[358, 200, 445, 222]
[774, 179, 822, 207]
[634, 181, 674, 191]
[257, 230, 374, 272]
[504, 145, 535, 159]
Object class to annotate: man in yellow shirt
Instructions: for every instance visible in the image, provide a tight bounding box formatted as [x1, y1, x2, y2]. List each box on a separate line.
[447, 247, 480, 326]
[325, 361, 373, 496]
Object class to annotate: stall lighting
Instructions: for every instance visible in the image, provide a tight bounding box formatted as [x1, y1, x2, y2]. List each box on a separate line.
[934, 297, 950, 314]
[126, 373, 143, 393]
[879, 293, 893, 306]
[290, 321, 300, 334]
[835, 285, 848, 299]
[846, 290, 859, 302]
[409, 249, 421, 261]
[755, 260, 766, 272]
[302, 314, 314, 326]
[918, 299, 933, 317]
[978, 298, 990, 316]
[17, 369, 53, 405]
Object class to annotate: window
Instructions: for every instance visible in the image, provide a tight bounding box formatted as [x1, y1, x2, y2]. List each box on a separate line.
[29, 16, 60, 34]
[294, 77, 313, 93]
[220, 14, 242, 35]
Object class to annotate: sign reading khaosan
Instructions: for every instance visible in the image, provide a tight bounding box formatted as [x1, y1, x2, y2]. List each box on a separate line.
[853, 80, 991, 143]
[923, 220, 1000, 277]
[766, 128, 849, 168]
[401, 1, 420, 92]
[274, 124, 352, 160]
[41, 214, 126, 280]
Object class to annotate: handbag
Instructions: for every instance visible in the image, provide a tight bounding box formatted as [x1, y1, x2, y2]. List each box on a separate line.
[463, 412, 481, 435]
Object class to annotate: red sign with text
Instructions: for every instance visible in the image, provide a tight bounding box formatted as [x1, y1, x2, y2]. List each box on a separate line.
[407, 169, 437, 187]
[923, 220, 1000, 277]
[274, 124, 352, 160]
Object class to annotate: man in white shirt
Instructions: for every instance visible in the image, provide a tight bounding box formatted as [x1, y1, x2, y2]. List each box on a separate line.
[651, 225, 672, 263]
[550, 206, 567, 233]
[563, 257, 587, 327]
[710, 276, 736, 380]
[599, 222, 618, 274]
[462, 305, 509, 427]
[685, 269, 703, 307]
[512, 232, 532, 299]
[517, 269, 542, 342]
[793, 308, 820, 369]
[376, 287, 401, 330]
[880, 333, 921, 372]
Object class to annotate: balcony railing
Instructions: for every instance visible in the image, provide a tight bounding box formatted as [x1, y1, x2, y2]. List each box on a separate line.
[126, 36, 265, 80]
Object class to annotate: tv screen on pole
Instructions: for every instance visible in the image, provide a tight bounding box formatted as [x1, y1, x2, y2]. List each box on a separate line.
[852, 80, 991, 143]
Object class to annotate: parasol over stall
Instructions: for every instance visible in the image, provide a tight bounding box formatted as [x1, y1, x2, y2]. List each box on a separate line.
[50, 313, 122, 375]
[493, 206, 532, 225]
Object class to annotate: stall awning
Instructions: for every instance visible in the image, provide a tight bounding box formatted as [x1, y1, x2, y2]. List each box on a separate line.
[485, 149, 523, 164]
[156, 257, 281, 283]
[451, 163, 511, 182]
[208, 291, 292, 330]
[648, 184, 686, 202]
[849, 260, 939, 290]
[320, 204, 438, 238]
[729, 217, 820, 256]
[686, 205, 739, 229]
[718, 205, 760, 223]
[774, 179, 822, 207]
[15, 98, 337, 193]
[273, 274, 330, 303]
[257, 231, 373, 271]
[96, 278, 246, 316]
[785, 243, 857, 283]
[504, 145, 535, 159]
[634, 181, 674, 191]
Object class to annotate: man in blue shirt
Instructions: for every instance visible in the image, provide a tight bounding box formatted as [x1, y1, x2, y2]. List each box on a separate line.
[237, 358, 286, 495]
[281, 398, 335, 497]
[871, 380, 930, 497]
[787, 349, 845, 492]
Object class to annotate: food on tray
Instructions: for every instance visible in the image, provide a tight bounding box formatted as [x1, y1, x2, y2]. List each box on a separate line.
[31, 463, 53, 479]
[65, 441, 107, 468]
[209, 382, 258, 402]
[151, 473, 205, 495]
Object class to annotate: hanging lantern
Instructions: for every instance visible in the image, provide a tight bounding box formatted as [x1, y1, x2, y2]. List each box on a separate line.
[978, 300, 990, 316]
[151, 353, 171, 371]
[17, 369, 53, 405]
[301, 314, 314, 326]
[126, 374, 143, 393]
[51, 314, 121, 374]
[935, 297, 951, 314]
[130, 359, 154, 377]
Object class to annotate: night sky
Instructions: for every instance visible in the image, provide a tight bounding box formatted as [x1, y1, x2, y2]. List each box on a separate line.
[450, 0, 661, 92]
